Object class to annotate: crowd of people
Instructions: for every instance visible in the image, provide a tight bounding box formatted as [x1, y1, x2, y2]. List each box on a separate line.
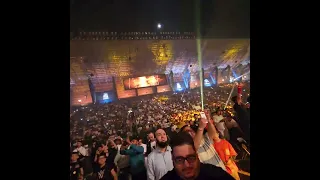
[70, 82, 250, 180]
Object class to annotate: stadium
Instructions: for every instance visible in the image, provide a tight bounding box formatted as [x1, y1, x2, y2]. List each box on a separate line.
[70, 1, 250, 180]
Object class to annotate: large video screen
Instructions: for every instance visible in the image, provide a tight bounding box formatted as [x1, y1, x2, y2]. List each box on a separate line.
[95, 91, 116, 104]
[175, 81, 186, 92]
[123, 74, 167, 90]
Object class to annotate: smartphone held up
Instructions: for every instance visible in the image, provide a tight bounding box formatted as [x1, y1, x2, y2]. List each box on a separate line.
[200, 112, 208, 123]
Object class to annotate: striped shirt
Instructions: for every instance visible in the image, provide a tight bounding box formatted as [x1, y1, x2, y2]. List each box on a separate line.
[198, 133, 226, 171]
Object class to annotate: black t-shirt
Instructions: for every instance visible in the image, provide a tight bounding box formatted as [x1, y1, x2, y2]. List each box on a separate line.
[93, 164, 114, 180]
[160, 163, 234, 180]
[229, 127, 243, 142]
[91, 147, 98, 162]
[233, 104, 250, 123]
[70, 161, 82, 180]
[107, 148, 118, 169]
[233, 103, 250, 140]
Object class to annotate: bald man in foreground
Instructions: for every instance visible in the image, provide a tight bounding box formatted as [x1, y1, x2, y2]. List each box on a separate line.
[146, 128, 174, 180]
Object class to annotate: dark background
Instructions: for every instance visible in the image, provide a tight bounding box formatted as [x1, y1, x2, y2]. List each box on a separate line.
[70, 0, 250, 38]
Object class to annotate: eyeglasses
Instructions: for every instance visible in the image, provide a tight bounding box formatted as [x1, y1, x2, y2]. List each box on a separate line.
[173, 154, 197, 165]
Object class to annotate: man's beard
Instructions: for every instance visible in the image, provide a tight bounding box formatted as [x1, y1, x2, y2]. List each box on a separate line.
[156, 140, 168, 148]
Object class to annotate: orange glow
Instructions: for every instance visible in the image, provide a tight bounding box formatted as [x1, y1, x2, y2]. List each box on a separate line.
[137, 87, 154, 96]
[157, 85, 171, 93]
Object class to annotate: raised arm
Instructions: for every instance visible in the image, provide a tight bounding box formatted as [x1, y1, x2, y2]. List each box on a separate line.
[130, 144, 144, 154]
[194, 118, 206, 150]
[111, 168, 118, 180]
[236, 82, 244, 105]
[204, 110, 219, 141]
[108, 139, 117, 148]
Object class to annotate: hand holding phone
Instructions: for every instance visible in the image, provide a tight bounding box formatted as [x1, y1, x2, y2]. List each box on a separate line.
[200, 112, 208, 123]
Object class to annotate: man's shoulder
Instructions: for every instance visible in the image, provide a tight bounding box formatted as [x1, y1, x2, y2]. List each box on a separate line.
[201, 163, 222, 170]
[200, 163, 234, 179]
[147, 150, 155, 160]
[160, 169, 177, 180]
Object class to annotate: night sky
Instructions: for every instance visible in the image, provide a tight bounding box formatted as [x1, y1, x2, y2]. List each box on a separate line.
[70, 0, 249, 38]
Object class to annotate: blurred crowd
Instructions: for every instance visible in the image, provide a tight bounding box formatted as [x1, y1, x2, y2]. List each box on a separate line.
[70, 82, 250, 180]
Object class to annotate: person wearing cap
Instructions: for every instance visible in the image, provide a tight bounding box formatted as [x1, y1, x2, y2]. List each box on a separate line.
[92, 153, 118, 180]
[120, 136, 146, 180]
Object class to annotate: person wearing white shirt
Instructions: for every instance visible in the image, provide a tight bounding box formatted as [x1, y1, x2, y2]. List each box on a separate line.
[147, 129, 174, 180]
[73, 141, 88, 157]
[138, 139, 147, 154]
[213, 110, 226, 137]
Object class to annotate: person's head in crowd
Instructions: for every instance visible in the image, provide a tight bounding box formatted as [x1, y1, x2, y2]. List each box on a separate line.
[92, 141, 97, 148]
[155, 128, 168, 148]
[180, 125, 197, 138]
[97, 144, 103, 152]
[189, 121, 194, 126]
[225, 113, 233, 121]
[216, 109, 222, 116]
[71, 152, 79, 162]
[130, 136, 138, 145]
[148, 132, 155, 142]
[212, 111, 217, 117]
[107, 140, 115, 149]
[138, 138, 144, 145]
[76, 140, 82, 148]
[231, 96, 238, 104]
[114, 137, 122, 145]
[101, 144, 108, 153]
[97, 153, 107, 166]
[170, 132, 200, 180]
[122, 141, 129, 147]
